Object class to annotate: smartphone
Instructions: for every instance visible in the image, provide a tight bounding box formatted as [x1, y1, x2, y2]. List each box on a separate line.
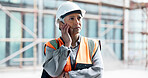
[59, 18, 70, 34]
[59, 18, 65, 30]
[59, 18, 65, 24]
[61, 21, 65, 24]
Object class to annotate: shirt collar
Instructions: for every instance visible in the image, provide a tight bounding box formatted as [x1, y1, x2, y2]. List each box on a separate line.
[77, 35, 81, 45]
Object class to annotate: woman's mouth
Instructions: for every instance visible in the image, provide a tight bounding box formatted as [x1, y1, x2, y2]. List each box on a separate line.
[73, 27, 80, 29]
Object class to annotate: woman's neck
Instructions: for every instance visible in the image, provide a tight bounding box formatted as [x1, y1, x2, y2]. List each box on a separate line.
[71, 34, 79, 46]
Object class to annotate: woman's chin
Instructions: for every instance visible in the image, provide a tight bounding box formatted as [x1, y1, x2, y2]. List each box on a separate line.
[74, 28, 81, 32]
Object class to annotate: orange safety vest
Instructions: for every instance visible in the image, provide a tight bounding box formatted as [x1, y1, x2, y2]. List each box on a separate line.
[44, 36, 100, 72]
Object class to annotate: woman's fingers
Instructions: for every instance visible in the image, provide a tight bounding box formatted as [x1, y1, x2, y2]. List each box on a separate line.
[61, 24, 70, 34]
[61, 24, 66, 33]
[65, 24, 69, 33]
[66, 25, 70, 34]
[63, 24, 67, 33]
[65, 72, 70, 78]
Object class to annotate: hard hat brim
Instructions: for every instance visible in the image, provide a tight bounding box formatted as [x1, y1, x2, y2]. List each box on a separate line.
[60, 10, 85, 19]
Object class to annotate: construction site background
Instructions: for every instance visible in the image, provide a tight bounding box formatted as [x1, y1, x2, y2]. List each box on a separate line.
[0, 0, 148, 78]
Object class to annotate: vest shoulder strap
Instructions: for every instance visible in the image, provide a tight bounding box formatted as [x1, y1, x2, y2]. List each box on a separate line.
[44, 39, 59, 55]
[49, 39, 59, 49]
[88, 38, 101, 59]
[88, 39, 95, 58]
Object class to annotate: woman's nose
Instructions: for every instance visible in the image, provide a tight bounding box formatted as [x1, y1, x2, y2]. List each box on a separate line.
[74, 19, 79, 25]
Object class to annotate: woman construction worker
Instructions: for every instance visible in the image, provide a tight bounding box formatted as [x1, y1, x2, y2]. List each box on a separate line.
[41, 1, 104, 78]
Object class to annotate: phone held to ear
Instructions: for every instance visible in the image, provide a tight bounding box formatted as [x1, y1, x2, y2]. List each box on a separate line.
[59, 21, 65, 30]
[61, 21, 65, 24]
[59, 17, 65, 24]
[59, 18, 65, 30]
[60, 20, 70, 34]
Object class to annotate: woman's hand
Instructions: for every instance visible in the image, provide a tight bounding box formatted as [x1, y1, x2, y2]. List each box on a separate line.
[64, 72, 70, 78]
[59, 22, 72, 47]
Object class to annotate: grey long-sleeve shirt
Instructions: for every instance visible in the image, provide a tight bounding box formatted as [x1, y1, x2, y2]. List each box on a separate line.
[43, 37, 104, 78]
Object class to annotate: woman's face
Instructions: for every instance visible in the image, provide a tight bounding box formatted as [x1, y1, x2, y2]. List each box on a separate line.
[64, 13, 82, 35]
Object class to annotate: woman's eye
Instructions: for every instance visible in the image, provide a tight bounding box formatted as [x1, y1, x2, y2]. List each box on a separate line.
[70, 17, 74, 20]
[77, 16, 81, 20]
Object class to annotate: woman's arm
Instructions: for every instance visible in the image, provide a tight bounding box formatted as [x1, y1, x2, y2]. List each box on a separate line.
[43, 45, 71, 77]
[68, 47, 104, 78]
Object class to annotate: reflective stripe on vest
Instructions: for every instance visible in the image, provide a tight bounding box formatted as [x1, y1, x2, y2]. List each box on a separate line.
[44, 37, 99, 72]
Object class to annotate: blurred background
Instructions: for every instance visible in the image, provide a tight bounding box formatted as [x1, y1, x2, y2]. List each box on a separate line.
[0, 0, 148, 78]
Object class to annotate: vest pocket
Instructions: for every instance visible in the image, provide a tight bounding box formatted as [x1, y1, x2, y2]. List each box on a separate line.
[75, 63, 93, 70]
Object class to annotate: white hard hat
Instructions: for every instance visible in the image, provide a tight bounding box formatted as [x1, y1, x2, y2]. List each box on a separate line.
[55, 1, 86, 27]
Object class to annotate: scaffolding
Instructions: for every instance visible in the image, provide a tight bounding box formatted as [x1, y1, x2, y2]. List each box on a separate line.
[0, 0, 147, 69]
[127, 0, 148, 69]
